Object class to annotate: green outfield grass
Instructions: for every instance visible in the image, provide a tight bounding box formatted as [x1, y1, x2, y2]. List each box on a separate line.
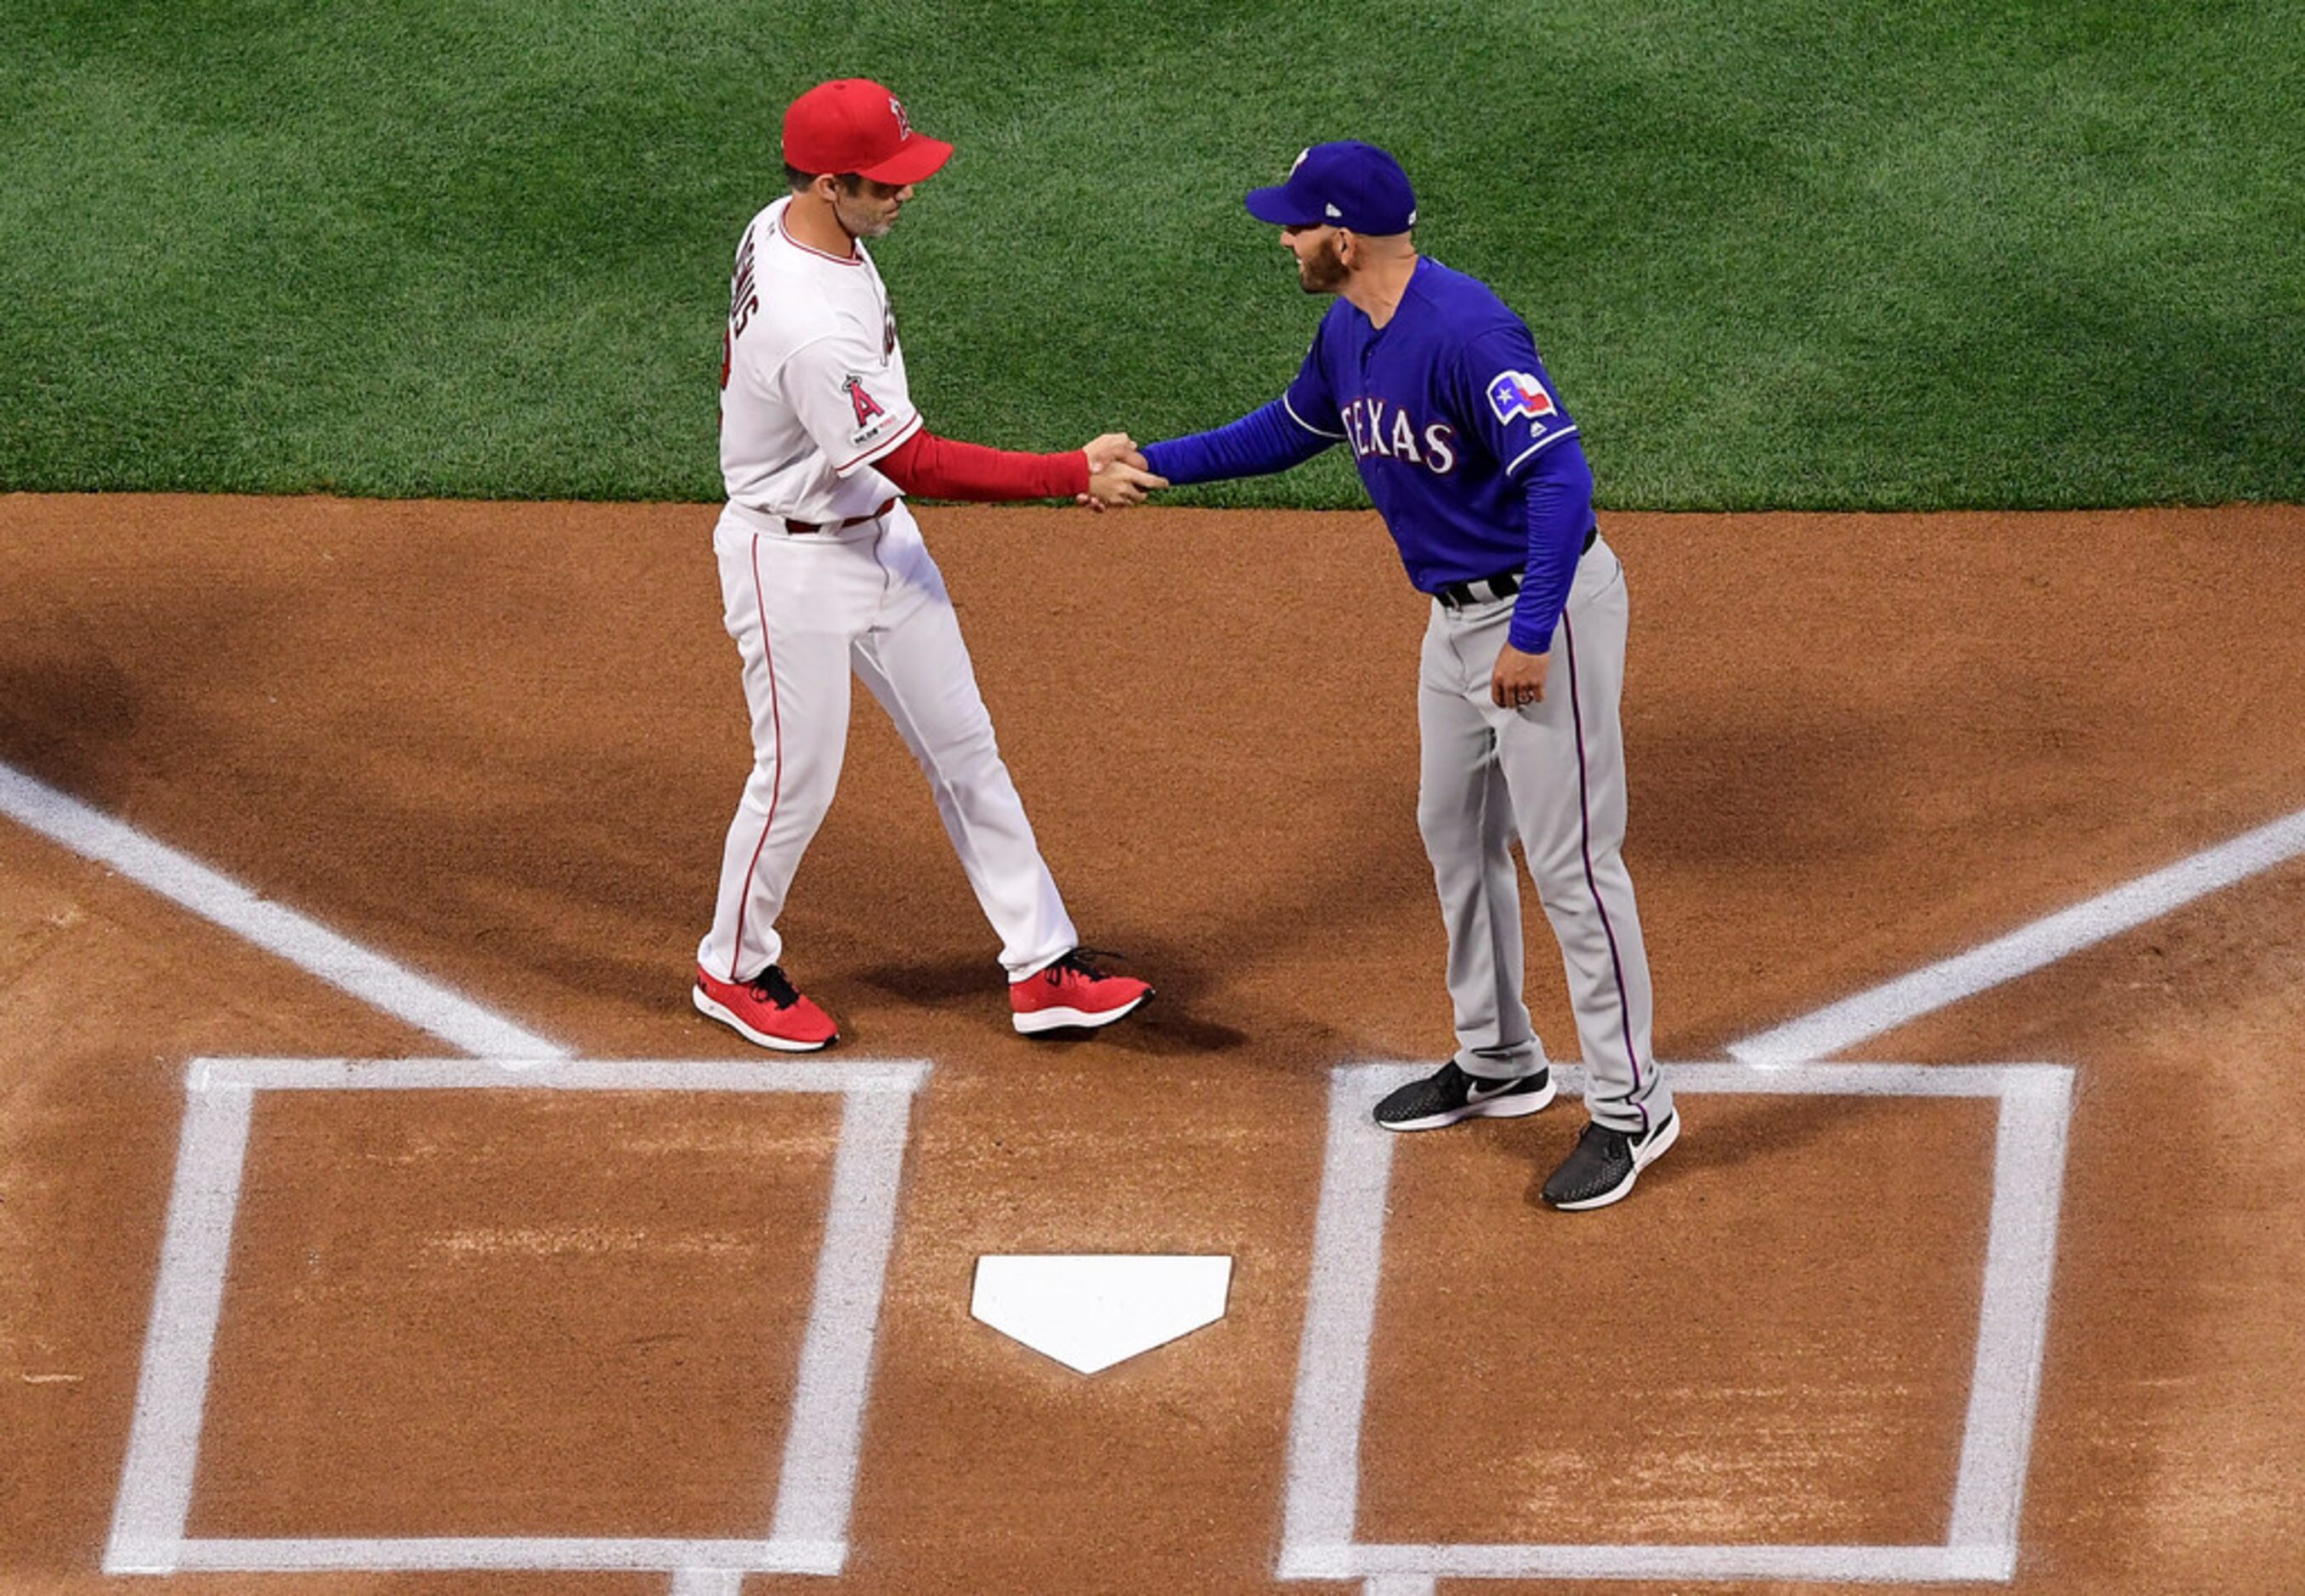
[3, 1, 2299, 508]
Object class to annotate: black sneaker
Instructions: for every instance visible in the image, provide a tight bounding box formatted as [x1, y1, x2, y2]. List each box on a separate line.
[1373, 1061, 1555, 1132]
[1540, 1109, 1680, 1210]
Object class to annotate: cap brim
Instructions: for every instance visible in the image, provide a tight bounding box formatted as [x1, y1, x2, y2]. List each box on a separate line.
[1244, 184, 1322, 226]
[859, 134, 953, 185]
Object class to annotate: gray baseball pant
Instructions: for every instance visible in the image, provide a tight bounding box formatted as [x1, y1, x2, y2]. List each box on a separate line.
[1415, 535, 1673, 1136]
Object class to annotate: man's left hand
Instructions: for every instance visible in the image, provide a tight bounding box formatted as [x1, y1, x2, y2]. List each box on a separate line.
[1492, 642, 1550, 708]
[1083, 433, 1143, 471]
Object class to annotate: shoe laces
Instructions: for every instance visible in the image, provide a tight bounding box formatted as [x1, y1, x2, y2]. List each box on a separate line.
[1575, 1119, 1631, 1153]
[1046, 947, 1126, 984]
[750, 965, 802, 1007]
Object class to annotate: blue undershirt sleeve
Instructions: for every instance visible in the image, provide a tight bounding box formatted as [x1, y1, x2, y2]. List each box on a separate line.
[1507, 433, 1596, 655]
[1141, 398, 1339, 486]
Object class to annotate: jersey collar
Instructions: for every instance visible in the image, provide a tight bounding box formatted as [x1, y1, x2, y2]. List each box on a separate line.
[1362, 254, 1433, 344]
[771, 197, 864, 267]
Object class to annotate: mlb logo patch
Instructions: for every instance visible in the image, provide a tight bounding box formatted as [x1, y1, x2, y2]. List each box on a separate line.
[1487, 370, 1557, 423]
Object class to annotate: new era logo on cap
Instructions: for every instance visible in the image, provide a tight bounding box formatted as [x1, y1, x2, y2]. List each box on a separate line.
[1244, 140, 1419, 234]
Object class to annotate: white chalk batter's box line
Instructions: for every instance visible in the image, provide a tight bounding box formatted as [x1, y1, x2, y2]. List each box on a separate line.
[108, 1055, 2072, 1593]
[105, 1057, 932, 1593]
[1281, 1060, 2076, 1592]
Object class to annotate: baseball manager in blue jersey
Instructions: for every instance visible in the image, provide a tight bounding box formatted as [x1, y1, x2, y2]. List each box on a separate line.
[1140, 141, 1678, 1209]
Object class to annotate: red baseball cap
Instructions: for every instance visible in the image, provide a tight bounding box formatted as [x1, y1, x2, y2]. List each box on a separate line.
[783, 78, 954, 185]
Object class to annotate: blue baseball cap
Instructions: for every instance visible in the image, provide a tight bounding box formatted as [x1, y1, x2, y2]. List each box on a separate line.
[1244, 141, 1418, 233]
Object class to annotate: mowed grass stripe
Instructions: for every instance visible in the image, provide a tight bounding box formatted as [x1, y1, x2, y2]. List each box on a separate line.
[2, 0, 2298, 507]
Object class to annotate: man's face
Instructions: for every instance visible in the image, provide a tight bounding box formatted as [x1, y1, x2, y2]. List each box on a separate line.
[830, 175, 914, 239]
[1282, 224, 1349, 293]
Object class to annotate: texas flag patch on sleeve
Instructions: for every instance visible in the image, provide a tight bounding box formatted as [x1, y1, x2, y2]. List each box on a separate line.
[1487, 369, 1558, 423]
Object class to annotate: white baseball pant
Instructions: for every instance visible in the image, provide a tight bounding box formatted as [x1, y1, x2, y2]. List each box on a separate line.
[697, 500, 1078, 984]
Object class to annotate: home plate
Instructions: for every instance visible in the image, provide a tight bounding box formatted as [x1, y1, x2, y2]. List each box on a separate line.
[971, 1255, 1233, 1374]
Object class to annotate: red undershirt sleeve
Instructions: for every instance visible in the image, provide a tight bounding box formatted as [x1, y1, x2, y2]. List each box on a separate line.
[875, 428, 1090, 501]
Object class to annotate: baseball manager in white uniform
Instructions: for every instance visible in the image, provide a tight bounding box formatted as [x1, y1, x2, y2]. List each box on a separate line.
[694, 77, 1163, 1051]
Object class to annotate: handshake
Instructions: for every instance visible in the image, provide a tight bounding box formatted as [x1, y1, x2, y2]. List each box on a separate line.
[1075, 433, 1169, 512]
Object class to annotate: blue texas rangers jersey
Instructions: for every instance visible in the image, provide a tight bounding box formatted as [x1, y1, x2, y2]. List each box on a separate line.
[1283, 256, 1583, 592]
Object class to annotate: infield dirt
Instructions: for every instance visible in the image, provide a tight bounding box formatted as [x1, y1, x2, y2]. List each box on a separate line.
[3, 495, 2302, 1593]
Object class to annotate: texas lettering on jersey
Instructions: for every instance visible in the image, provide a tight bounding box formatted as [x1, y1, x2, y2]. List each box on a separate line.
[1339, 396, 1458, 474]
[1275, 257, 1584, 597]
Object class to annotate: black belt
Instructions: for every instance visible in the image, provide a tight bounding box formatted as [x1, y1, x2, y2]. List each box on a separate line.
[1434, 528, 1598, 609]
[785, 496, 897, 535]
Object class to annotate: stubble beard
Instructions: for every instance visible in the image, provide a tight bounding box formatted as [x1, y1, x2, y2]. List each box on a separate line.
[835, 195, 899, 241]
[1297, 234, 1348, 294]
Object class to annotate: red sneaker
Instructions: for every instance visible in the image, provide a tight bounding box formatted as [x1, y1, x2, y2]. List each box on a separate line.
[1010, 948, 1153, 1035]
[693, 964, 839, 1052]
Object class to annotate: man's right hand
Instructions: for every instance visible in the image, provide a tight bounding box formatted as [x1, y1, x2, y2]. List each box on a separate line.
[1078, 432, 1165, 510]
[1083, 458, 1167, 510]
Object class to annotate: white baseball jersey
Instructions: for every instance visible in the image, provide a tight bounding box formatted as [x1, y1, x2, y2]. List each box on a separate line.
[719, 195, 922, 523]
[698, 194, 1079, 990]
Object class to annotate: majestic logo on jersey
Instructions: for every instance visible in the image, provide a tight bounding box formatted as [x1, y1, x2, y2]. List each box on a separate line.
[843, 375, 885, 427]
[1487, 370, 1557, 423]
[891, 97, 911, 138]
[1339, 396, 1458, 475]
[883, 303, 897, 358]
